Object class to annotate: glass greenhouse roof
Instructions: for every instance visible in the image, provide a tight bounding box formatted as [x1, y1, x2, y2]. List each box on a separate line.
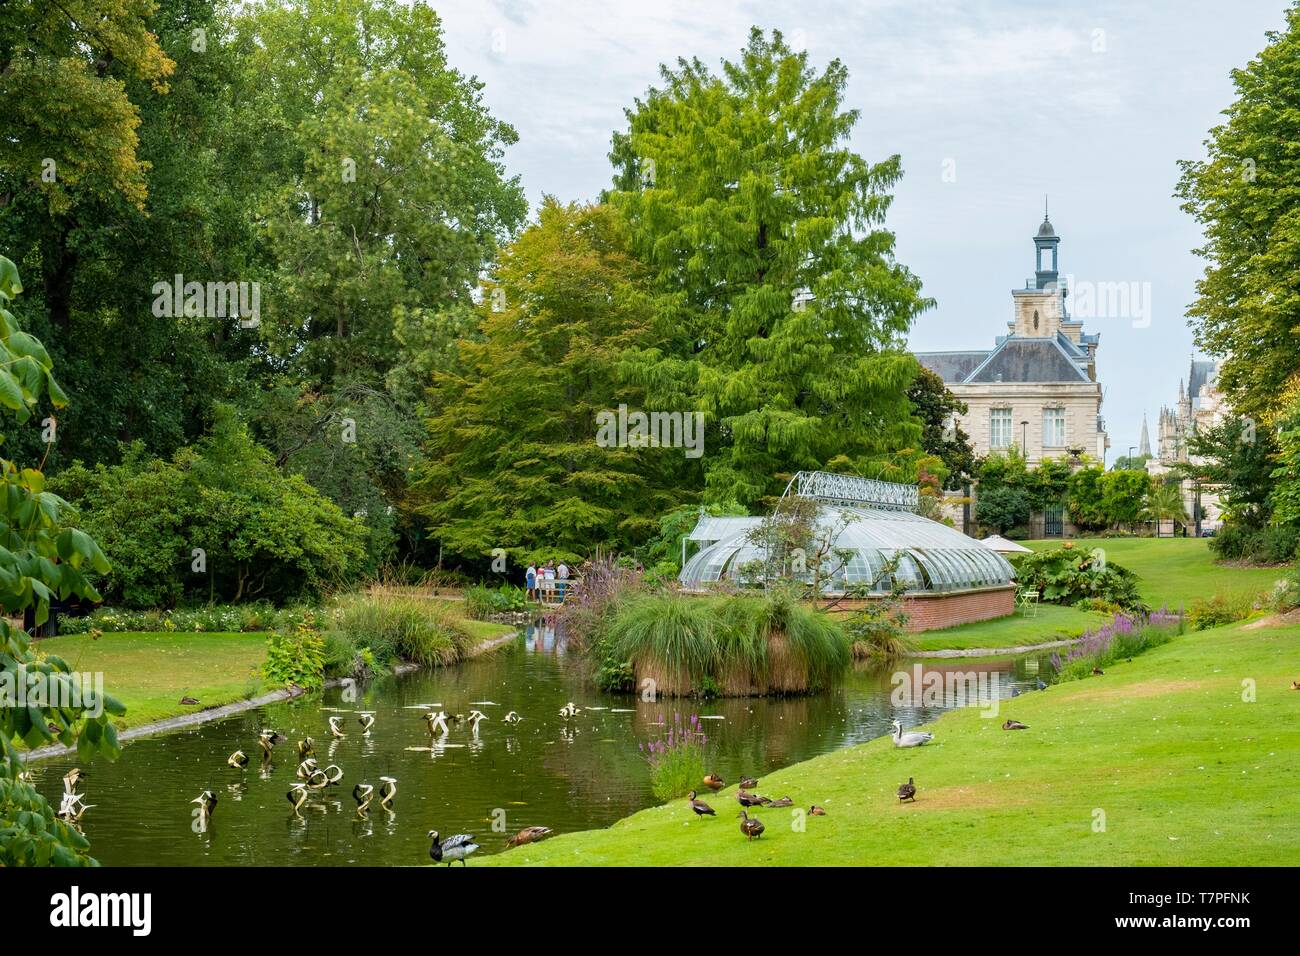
[678, 505, 1015, 594]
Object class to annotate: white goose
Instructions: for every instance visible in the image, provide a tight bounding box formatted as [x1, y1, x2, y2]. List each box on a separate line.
[890, 719, 935, 748]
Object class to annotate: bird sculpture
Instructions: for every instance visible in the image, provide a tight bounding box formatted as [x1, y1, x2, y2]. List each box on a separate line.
[286, 783, 309, 813]
[897, 777, 917, 802]
[357, 712, 376, 735]
[503, 711, 523, 725]
[62, 768, 85, 794]
[352, 783, 374, 814]
[191, 789, 218, 821]
[328, 715, 347, 738]
[425, 710, 449, 737]
[890, 720, 934, 748]
[687, 790, 716, 817]
[296, 757, 319, 780]
[428, 830, 479, 866]
[468, 709, 489, 730]
[738, 810, 765, 841]
[297, 737, 315, 760]
[57, 791, 93, 824]
[506, 826, 554, 848]
[227, 750, 249, 769]
[559, 702, 580, 719]
[258, 730, 285, 757]
[378, 776, 397, 810]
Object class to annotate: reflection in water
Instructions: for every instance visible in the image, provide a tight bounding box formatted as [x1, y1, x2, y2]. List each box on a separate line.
[26, 621, 1048, 866]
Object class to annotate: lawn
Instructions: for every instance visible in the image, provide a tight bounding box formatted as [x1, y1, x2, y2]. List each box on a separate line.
[1021, 537, 1286, 610]
[489, 615, 1299, 866]
[912, 603, 1101, 652]
[32, 631, 269, 729]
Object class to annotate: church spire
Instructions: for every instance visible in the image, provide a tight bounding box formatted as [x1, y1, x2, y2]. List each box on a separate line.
[1139, 414, 1151, 458]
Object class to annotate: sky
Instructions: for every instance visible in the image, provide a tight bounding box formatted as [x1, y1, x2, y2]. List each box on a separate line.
[430, 0, 1291, 464]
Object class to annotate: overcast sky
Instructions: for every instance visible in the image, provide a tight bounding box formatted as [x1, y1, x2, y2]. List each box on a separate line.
[432, 0, 1290, 464]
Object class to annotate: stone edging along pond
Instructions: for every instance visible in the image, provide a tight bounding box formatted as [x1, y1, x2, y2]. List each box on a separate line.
[21, 630, 520, 765]
[909, 636, 1081, 659]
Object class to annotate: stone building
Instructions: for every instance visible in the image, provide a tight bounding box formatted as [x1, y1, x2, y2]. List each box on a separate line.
[1146, 357, 1227, 532]
[915, 215, 1110, 468]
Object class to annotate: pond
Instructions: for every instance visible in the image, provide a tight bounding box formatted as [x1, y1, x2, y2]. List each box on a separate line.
[28, 621, 1052, 866]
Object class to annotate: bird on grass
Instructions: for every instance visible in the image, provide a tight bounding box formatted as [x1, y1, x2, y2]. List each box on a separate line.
[1002, 719, 1029, 731]
[687, 790, 716, 817]
[1091, 667, 1104, 676]
[428, 830, 479, 866]
[506, 826, 553, 848]
[227, 750, 249, 769]
[286, 783, 309, 813]
[357, 712, 376, 735]
[258, 730, 285, 757]
[766, 796, 793, 808]
[809, 805, 827, 816]
[328, 715, 347, 738]
[890, 720, 934, 748]
[297, 737, 315, 760]
[378, 776, 397, 810]
[1292, 681, 1300, 691]
[179, 696, 199, 705]
[352, 783, 374, 814]
[897, 777, 917, 803]
[736, 790, 769, 807]
[738, 810, 765, 841]
[702, 773, 724, 791]
[503, 711, 523, 725]
[191, 790, 218, 821]
[739, 776, 758, 790]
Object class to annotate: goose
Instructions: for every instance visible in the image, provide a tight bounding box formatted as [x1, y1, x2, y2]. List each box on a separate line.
[227, 750, 249, 769]
[428, 830, 479, 866]
[809, 805, 827, 816]
[352, 783, 374, 813]
[378, 776, 397, 809]
[296, 757, 320, 780]
[62, 768, 85, 794]
[687, 790, 716, 817]
[739, 775, 759, 790]
[357, 712, 376, 735]
[191, 790, 218, 820]
[506, 826, 553, 848]
[425, 710, 449, 736]
[702, 772, 725, 791]
[1002, 719, 1029, 731]
[286, 783, 309, 812]
[297, 737, 315, 760]
[897, 777, 917, 802]
[503, 711, 523, 725]
[559, 702, 580, 719]
[328, 715, 347, 738]
[738, 810, 765, 841]
[890, 720, 934, 748]
[766, 796, 793, 808]
[258, 730, 285, 756]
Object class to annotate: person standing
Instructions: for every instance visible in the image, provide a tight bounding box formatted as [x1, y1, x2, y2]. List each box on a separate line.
[525, 563, 537, 602]
[542, 561, 556, 603]
[556, 560, 569, 602]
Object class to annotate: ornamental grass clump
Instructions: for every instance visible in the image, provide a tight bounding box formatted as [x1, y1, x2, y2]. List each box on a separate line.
[639, 712, 710, 801]
[1050, 607, 1183, 683]
[328, 593, 476, 669]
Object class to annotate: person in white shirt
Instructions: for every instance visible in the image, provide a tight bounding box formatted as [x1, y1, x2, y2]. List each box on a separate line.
[556, 562, 569, 601]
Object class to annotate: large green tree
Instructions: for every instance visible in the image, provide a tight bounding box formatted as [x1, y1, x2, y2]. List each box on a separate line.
[608, 28, 933, 507]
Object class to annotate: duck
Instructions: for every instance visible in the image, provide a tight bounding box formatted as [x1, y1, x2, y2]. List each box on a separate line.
[736, 790, 767, 807]
[428, 830, 479, 866]
[1002, 719, 1029, 731]
[1092, 667, 1104, 676]
[328, 715, 347, 738]
[296, 757, 320, 780]
[739, 775, 758, 790]
[809, 805, 827, 816]
[890, 720, 934, 748]
[352, 783, 374, 813]
[506, 826, 554, 848]
[357, 712, 376, 735]
[687, 790, 716, 817]
[1292, 681, 1300, 691]
[766, 796, 793, 808]
[191, 789, 218, 820]
[286, 783, 309, 813]
[227, 750, 249, 769]
[179, 696, 200, 705]
[258, 729, 285, 756]
[62, 768, 85, 794]
[297, 737, 315, 760]
[503, 711, 523, 725]
[378, 776, 397, 809]
[897, 777, 917, 802]
[1035, 678, 1048, 691]
[738, 810, 765, 841]
[702, 772, 725, 791]
[559, 702, 580, 719]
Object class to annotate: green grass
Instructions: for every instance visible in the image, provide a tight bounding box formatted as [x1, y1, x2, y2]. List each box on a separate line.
[1021, 537, 1285, 610]
[912, 603, 1102, 652]
[31, 631, 269, 729]
[488, 616, 1300, 865]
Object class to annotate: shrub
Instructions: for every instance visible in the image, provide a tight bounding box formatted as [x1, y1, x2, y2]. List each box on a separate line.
[1269, 570, 1300, 613]
[326, 593, 477, 670]
[1010, 547, 1144, 610]
[1187, 592, 1256, 630]
[1210, 524, 1300, 564]
[975, 485, 1030, 536]
[58, 603, 311, 635]
[463, 584, 528, 619]
[639, 712, 710, 801]
[264, 613, 326, 691]
[1050, 609, 1182, 682]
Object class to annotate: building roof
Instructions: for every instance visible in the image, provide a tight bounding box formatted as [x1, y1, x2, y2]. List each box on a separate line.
[915, 350, 991, 384]
[1189, 359, 1218, 401]
[1037, 216, 1057, 238]
[963, 336, 1092, 385]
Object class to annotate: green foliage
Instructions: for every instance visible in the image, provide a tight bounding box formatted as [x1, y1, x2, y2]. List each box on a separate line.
[1050, 611, 1182, 684]
[463, 584, 528, 620]
[0, 253, 119, 866]
[1146, 481, 1190, 529]
[975, 484, 1030, 535]
[326, 593, 477, 670]
[640, 713, 710, 802]
[1209, 524, 1300, 564]
[908, 366, 976, 488]
[1011, 546, 1144, 610]
[609, 28, 933, 507]
[1186, 593, 1256, 631]
[643, 501, 747, 575]
[58, 602, 309, 635]
[53, 406, 367, 607]
[1270, 392, 1300, 528]
[264, 613, 326, 691]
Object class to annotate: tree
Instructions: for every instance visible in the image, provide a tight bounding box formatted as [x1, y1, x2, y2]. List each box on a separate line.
[1098, 470, 1154, 527]
[975, 485, 1030, 536]
[1182, 415, 1278, 528]
[0, 253, 119, 866]
[1146, 480, 1190, 533]
[1066, 465, 1108, 532]
[908, 366, 975, 488]
[417, 199, 691, 566]
[1176, 4, 1300, 424]
[608, 28, 933, 507]
[1111, 454, 1151, 472]
[1269, 385, 1300, 528]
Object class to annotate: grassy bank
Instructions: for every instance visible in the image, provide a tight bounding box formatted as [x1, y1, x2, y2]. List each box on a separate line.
[31, 631, 269, 729]
[912, 603, 1101, 652]
[488, 616, 1299, 865]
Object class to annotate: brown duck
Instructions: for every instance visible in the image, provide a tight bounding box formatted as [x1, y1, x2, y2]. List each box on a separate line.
[702, 773, 725, 791]
[1092, 667, 1104, 676]
[1002, 719, 1029, 730]
[897, 777, 917, 802]
[506, 826, 554, 848]
[809, 805, 827, 816]
[738, 810, 765, 841]
[687, 790, 716, 817]
[736, 790, 767, 807]
[766, 796, 793, 808]
[739, 776, 759, 790]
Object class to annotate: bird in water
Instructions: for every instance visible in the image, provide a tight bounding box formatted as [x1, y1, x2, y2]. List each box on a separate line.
[328, 715, 347, 738]
[352, 783, 374, 814]
[297, 737, 315, 760]
[357, 712, 376, 735]
[62, 768, 85, 794]
[503, 711, 523, 725]
[897, 777, 917, 803]
[687, 790, 716, 817]
[559, 702, 580, 719]
[739, 775, 759, 790]
[738, 810, 765, 841]
[890, 720, 934, 748]
[286, 783, 309, 813]
[259, 730, 285, 757]
[809, 805, 827, 816]
[702, 772, 724, 791]
[227, 750, 249, 769]
[191, 789, 218, 821]
[1002, 719, 1029, 731]
[378, 776, 397, 809]
[506, 826, 553, 848]
[428, 830, 479, 866]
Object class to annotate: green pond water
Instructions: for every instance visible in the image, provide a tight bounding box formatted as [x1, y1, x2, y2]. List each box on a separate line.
[28, 622, 1052, 866]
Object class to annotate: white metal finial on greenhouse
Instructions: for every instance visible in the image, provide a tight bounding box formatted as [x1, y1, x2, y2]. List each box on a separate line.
[779, 471, 919, 512]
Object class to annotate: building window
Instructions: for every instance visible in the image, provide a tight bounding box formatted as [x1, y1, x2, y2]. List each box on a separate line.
[1043, 407, 1066, 447]
[991, 409, 1012, 448]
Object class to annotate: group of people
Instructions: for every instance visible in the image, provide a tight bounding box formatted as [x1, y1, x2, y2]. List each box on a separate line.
[525, 560, 569, 603]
